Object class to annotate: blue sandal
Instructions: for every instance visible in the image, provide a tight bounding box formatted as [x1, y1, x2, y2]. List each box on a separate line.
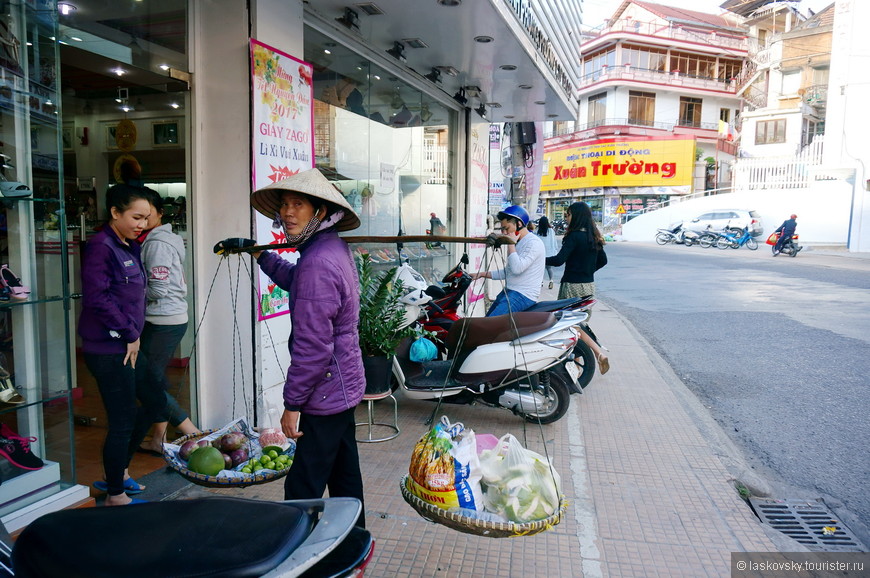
[93, 478, 145, 495]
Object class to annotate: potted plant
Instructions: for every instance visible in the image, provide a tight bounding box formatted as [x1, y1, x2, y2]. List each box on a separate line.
[356, 254, 416, 394]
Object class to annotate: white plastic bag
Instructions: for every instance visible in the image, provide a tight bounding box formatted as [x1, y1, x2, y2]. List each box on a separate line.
[479, 434, 562, 523]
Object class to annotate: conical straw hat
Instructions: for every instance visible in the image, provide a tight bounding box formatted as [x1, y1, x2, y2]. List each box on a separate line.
[251, 168, 361, 232]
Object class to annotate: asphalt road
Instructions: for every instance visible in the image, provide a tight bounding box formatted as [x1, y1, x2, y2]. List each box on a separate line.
[594, 241, 870, 546]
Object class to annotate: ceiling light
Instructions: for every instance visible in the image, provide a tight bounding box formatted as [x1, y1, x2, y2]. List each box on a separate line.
[504, 115, 515, 119]
[159, 64, 170, 71]
[548, 114, 558, 118]
[474, 36, 493, 43]
[356, 3, 384, 16]
[464, 85, 481, 97]
[486, 102, 501, 108]
[402, 38, 428, 49]
[535, 100, 545, 105]
[386, 41, 406, 63]
[170, 102, 181, 109]
[424, 68, 442, 84]
[58, 2, 77, 16]
[336, 7, 360, 32]
[437, 66, 459, 77]
[452, 88, 467, 106]
[518, 84, 532, 89]
[499, 64, 517, 71]
[113, 67, 127, 76]
[121, 104, 134, 112]
[475, 103, 486, 118]
[437, 0, 462, 5]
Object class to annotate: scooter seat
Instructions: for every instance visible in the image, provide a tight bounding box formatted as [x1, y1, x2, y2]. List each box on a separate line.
[12, 497, 314, 578]
[525, 297, 586, 312]
[446, 312, 555, 357]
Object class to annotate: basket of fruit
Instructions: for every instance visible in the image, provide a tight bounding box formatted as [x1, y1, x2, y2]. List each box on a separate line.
[164, 419, 295, 488]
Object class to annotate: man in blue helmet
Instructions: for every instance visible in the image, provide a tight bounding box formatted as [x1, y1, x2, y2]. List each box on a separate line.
[471, 205, 546, 316]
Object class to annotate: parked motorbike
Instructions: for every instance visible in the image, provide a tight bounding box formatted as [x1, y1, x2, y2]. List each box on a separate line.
[416, 255, 599, 389]
[1, 497, 372, 577]
[655, 224, 700, 246]
[768, 232, 802, 257]
[390, 258, 596, 424]
[715, 226, 759, 250]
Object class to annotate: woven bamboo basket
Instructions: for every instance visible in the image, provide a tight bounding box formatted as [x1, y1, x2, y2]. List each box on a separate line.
[165, 430, 293, 489]
[400, 475, 566, 538]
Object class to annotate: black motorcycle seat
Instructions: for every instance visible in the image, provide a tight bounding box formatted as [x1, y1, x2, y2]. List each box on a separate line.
[525, 297, 585, 312]
[446, 312, 556, 356]
[12, 497, 313, 578]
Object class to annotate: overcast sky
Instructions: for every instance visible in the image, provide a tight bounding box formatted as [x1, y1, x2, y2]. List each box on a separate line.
[581, 0, 835, 29]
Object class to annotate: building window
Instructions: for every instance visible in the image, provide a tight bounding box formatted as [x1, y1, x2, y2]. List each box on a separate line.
[719, 108, 731, 123]
[678, 97, 702, 127]
[755, 119, 787, 144]
[780, 70, 801, 95]
[582, 48, 615, 80]
[670, 51, 717, 79]
[628, 91, 655, 126]
[622, 44, 667, 71]
[812, 66, 829, 86]
[587, 92, 607, 126]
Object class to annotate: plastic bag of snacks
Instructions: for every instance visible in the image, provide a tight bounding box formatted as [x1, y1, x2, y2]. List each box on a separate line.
[407, 417, 484, 512]
[479, 434, 561, 523]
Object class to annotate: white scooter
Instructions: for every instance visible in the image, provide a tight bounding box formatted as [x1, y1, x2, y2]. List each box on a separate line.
[390, 263, 588, 424]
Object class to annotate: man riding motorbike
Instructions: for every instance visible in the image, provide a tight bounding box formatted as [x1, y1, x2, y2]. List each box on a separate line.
[773, 214, 797, 256]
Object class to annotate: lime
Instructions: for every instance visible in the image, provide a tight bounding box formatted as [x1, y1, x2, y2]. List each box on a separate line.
[268, 449, 279, 460]
[253, 464, 265, 472]
[260, 455, 271, 465]
[241, 467, 252, 474]
[264, 461, 275, 470]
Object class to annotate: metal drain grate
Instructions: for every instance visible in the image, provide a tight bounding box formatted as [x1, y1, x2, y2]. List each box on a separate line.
[749, 498, 864, 552]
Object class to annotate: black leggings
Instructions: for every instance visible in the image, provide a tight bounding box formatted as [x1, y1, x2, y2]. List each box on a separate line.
[283, 407, 365, 527]
[84, 352, 166, 495]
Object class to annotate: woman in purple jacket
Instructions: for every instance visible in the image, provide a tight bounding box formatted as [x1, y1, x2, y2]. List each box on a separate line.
[220, 168, 366, 526]
[79, 184, 167, 506]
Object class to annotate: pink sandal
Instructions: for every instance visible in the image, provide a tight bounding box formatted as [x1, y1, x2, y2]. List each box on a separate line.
[0, 265, 29, 300]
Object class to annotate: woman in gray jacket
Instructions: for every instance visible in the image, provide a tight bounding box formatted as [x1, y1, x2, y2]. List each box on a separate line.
[138, 192, 200, 454]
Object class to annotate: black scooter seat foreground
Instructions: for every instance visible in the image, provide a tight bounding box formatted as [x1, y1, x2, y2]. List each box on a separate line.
[11, 496, 364, 578]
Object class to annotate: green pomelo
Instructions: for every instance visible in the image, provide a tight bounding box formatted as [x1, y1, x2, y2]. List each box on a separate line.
[187, 446, 226, 476]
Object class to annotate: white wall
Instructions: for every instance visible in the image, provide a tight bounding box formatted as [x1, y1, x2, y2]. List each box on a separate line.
[740, 108, 804, 157]
[620, 179, 852, 245]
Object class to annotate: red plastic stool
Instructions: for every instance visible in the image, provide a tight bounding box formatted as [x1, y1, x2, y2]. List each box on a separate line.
[355, 390, 399, 443]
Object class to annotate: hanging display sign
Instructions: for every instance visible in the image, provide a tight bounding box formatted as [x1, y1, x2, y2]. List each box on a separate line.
[250, 39, 314, 320]
[540, 137, 694, 190]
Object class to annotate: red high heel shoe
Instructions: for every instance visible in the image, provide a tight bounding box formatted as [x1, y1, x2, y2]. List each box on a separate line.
[0, 265, 29, 300]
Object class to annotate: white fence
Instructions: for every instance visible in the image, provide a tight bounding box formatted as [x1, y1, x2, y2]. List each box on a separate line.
[732, 137, 824, 190]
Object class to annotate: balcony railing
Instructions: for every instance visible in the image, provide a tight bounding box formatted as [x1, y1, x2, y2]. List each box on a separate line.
[582, 18, 748, 52]
[578, 65, 737, 93]
[545, 117, 720, 138]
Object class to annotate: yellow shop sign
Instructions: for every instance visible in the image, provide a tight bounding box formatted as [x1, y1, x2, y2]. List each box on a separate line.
[541, 138, 694, 190]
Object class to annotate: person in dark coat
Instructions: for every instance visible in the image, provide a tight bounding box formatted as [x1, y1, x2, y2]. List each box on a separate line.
[545, 201, 611, 374]
[218, 168, 366, 527]
[773, 214, 797, 255]
[79, 183, 166, 505]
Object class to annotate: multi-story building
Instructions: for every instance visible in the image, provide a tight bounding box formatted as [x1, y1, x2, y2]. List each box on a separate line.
[730, 2, 833, 159]
[542, 1, 748, 226]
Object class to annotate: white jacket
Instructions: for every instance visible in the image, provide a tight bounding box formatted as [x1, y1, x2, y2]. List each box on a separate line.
[141, 224, 188, 324]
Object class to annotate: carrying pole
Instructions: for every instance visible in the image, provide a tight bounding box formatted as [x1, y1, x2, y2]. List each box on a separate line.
[219, 235, 514, 255]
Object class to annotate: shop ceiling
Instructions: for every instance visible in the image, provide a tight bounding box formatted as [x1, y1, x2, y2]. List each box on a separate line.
[305, 1, 577, 123]
[55, 1, 578, 122]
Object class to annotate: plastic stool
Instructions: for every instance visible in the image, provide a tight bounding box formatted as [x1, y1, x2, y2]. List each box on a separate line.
[355, 390, 399, 443]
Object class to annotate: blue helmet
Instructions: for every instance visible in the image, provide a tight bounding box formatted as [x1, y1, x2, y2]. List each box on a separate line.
[497, 205, 530, 228]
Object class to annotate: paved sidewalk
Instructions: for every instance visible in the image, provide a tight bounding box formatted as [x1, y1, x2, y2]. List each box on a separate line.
[187, 289, 782, 577]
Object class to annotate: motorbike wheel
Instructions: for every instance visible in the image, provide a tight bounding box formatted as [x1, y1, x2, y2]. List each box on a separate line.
[571, 340, 596, 389]
[715, 237, 731, 249]
[728, 227, 743, 237]
[655, 232, 670, 245]
[698, 234, 716, 248]
[746, 237, 758, 250]
[521, 370, 570, 425]
[771, 244, 779, 256]
[789, 245, 799, 257]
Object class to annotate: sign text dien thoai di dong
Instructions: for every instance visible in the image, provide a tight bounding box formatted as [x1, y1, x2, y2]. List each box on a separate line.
[540, 137, 695, 190]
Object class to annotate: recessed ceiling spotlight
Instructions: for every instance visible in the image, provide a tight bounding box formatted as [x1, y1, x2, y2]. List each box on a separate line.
[436, 66, 460, 77]
[547, 114, 558, 118]
[170, 102, 181, 109]
[159, 64, 170, 71]
[436, 0, 461, 5]
[58, 2, 77, 16]
[113, 67, 127, 76]
[535, 100, 545, 105]
[518, 84, 532, 89]
[504, 115, 515, 119]
[474, 36, 493, 43]
[486, 102, 502, 108]
[499, 64, 517, 71]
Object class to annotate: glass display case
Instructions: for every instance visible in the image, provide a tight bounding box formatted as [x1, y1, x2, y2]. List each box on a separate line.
[0, 1, 84, 533]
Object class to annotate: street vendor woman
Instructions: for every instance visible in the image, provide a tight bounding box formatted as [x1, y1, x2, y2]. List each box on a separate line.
[215, 168, 366, 527]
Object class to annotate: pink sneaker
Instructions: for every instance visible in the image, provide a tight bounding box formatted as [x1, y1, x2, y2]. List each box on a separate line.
[0, 265, 29, 300]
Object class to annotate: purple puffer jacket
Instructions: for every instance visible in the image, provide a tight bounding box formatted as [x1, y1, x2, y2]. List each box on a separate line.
[257, 229, 365, 415]
[78, 226, 147, 354]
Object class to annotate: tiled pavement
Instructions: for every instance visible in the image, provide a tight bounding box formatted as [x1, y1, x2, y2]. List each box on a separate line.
[183, 285, 781, 577]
